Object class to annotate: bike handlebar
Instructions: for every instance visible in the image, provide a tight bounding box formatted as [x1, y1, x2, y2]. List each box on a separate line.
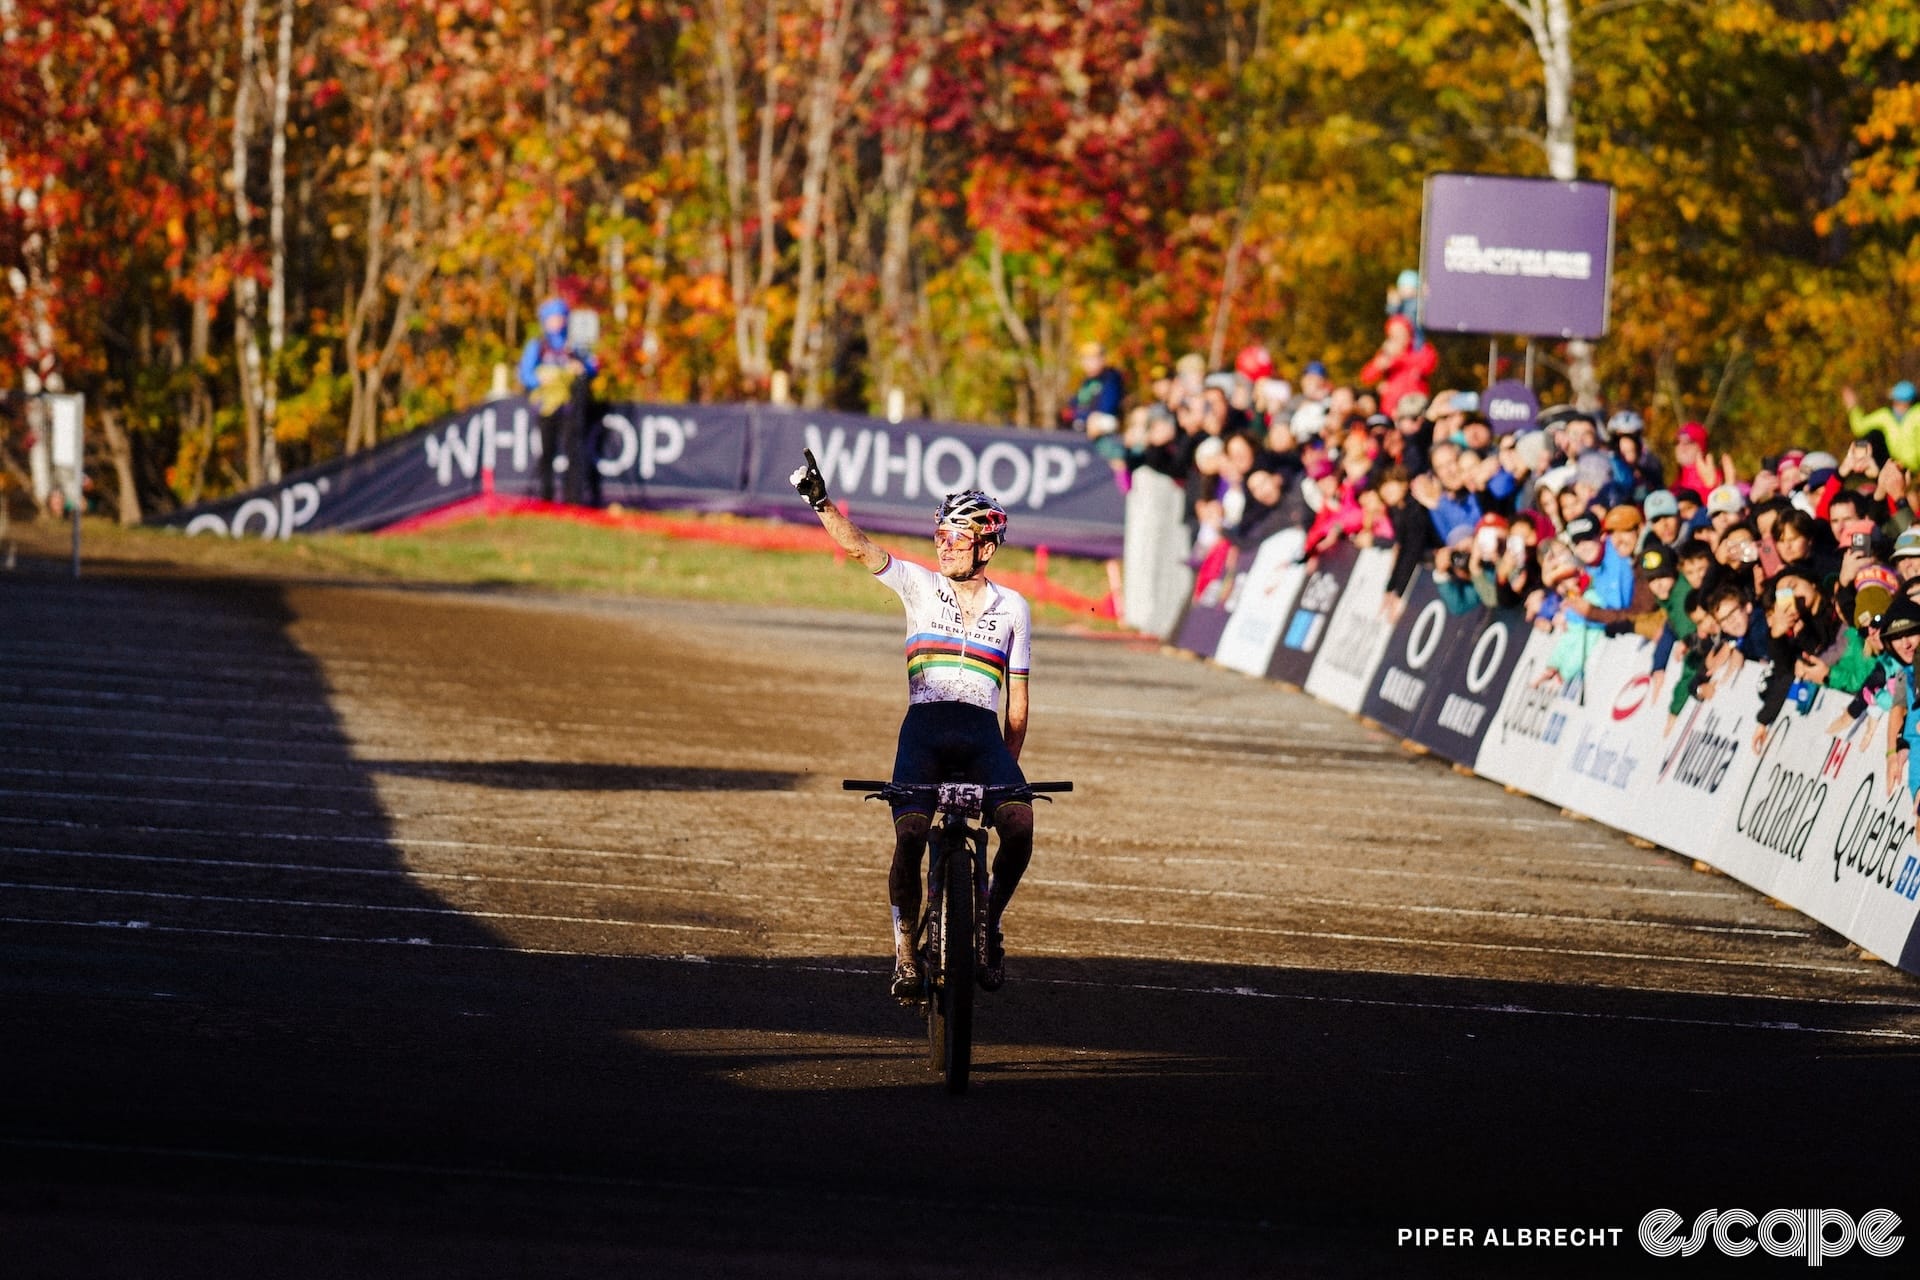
[841, 779, 1072, 794]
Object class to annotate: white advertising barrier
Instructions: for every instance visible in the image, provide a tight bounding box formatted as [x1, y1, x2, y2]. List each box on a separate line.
[1613, 660, 1766, 861]
[1705, 684, 1920, 967]
[1548, 631, 1683, 830]
[1199, 539, 1920, 973]
[1470, 624, 1584, 802]
[1213, 531, 1308, 677]
[1302, 547, 1397, 713]
[1122, 469, 1193, 640]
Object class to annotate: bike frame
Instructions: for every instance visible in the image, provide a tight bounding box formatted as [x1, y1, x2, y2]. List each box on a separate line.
[844, 777, 1070, 1095]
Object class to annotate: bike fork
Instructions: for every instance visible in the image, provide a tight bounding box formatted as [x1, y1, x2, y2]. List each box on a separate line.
[971, 827, 990, 961]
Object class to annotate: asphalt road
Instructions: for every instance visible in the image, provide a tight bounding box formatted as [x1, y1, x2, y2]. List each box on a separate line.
[2, 558, 1916, 1277]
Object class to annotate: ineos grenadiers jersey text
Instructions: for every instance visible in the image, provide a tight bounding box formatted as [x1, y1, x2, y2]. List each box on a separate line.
[873, 555, 1031, 713]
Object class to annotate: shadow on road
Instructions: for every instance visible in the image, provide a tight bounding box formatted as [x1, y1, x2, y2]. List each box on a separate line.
[2, 565, 1914, 1278]
[364, 759, 804, 791]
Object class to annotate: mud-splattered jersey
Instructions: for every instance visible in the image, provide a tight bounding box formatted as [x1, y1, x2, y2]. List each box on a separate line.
[873, 554, 1031, 713]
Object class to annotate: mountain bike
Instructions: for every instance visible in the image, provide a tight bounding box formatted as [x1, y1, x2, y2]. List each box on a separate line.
[843, 777, 1072, 1095]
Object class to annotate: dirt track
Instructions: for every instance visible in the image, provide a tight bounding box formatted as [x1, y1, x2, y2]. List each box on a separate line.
[2, 559, 1916, 1276]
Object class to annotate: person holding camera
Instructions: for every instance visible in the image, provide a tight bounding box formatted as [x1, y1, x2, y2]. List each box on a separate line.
[520, 297, 600, 504]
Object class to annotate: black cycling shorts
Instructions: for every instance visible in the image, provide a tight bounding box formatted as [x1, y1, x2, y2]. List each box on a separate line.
[889, 701, 1029, 817]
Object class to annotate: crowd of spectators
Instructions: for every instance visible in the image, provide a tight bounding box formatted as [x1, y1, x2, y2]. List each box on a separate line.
[1080, 308, 1920, 776]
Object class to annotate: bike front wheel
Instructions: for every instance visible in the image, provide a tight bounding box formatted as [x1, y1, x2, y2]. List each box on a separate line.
[936, 827, 975, 1094]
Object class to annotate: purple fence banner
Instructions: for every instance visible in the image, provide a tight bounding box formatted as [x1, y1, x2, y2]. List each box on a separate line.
[153, 399, 1125, 554]
[744, 409, 1125, 557]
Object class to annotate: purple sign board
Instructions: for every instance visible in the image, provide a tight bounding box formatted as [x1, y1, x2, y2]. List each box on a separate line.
[1483, 379, 1540, 436]
[1420, 173, 1615, 340]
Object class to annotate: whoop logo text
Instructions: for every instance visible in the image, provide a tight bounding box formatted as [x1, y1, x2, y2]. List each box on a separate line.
[1639, 1208, 1902, 1265]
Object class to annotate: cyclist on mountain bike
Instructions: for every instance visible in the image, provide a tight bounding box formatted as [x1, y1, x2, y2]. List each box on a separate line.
[791, 451, 1034, 1000]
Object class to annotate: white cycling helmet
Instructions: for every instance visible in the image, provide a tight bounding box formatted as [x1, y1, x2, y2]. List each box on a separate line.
[1606, 409, 1645, 437]
[935, 490, 1009, 545]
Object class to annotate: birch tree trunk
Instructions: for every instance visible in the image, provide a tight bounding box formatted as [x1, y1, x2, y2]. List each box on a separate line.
[704, 0, 775, 384]
[874, 1, 939, 417]
[1502, 0, 1599, 408]
[344, 107, 388, 456]
[263, 0, 293, 483]
[232, 0, 266, 488]
[785, 0, 852, 400]
[99, 408, 142, 524]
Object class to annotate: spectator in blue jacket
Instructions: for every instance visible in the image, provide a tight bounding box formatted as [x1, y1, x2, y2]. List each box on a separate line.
[1063, 342, 1125, 432]
[520, 297, 599, 503]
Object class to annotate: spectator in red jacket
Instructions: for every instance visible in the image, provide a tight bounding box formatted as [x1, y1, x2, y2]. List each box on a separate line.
[1358, 314, 1438, 417]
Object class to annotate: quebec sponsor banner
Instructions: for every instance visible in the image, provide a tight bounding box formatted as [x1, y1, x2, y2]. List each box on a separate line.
[1708, 686, 1920, 973]
[1404, 607, 1530, 765]
[1213, 530, 1308, 677]
[1265, 542, 1358, 686]
[1303, 547, 1397, 714]
[1356, 575, 1472, 738]
[744, 409, 1125, 557]
[1470, 625, 1585, 802]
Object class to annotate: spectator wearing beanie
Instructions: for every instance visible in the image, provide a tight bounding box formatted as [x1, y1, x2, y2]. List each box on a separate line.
[1674, 421, 1732, 498]
[1643, 489, 1683, 551]
[1874, 592, 1920, 806]
[1570, 506, 1662, 636]
[1894, 526, 1920, 583]
[1608, 409, 1664, 495]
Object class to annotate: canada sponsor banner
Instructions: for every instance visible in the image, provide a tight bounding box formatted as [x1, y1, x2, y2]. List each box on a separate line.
[1706, 685, 1920, 970]
[1404, 607, 1531, 764]
[1265, 542, 1358, 686]
[155, 399, 755, 538]
[1213, 530, 1308, 677]
[1304, 548, 1399, 714]
[745, 410, 1125, 557]
[1357, 575, 1473, 738]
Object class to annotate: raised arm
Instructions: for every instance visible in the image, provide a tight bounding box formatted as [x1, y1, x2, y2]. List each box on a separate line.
[792, 449, 889, 572]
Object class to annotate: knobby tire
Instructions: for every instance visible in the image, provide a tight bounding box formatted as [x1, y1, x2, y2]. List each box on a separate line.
[940, 826, 975, 1094]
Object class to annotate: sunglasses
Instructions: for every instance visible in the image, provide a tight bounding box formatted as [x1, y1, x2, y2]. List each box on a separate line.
[934, 528, 976, 550]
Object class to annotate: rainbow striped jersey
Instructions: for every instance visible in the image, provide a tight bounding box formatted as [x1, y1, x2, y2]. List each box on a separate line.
[874, 554, 1031, 713]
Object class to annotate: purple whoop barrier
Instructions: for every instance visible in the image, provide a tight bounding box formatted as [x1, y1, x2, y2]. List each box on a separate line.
[745, 409, 1125, 557]
[1356, 574, 1473, 739]
[150, 399, 1127, 557]
[1403, 606, 1531, 763]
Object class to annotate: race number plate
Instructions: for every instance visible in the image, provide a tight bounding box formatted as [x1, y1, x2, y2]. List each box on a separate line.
[937, 783, 985, 819]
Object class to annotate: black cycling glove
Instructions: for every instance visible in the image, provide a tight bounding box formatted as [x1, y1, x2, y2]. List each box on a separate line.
[791, 448, 832, 511]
